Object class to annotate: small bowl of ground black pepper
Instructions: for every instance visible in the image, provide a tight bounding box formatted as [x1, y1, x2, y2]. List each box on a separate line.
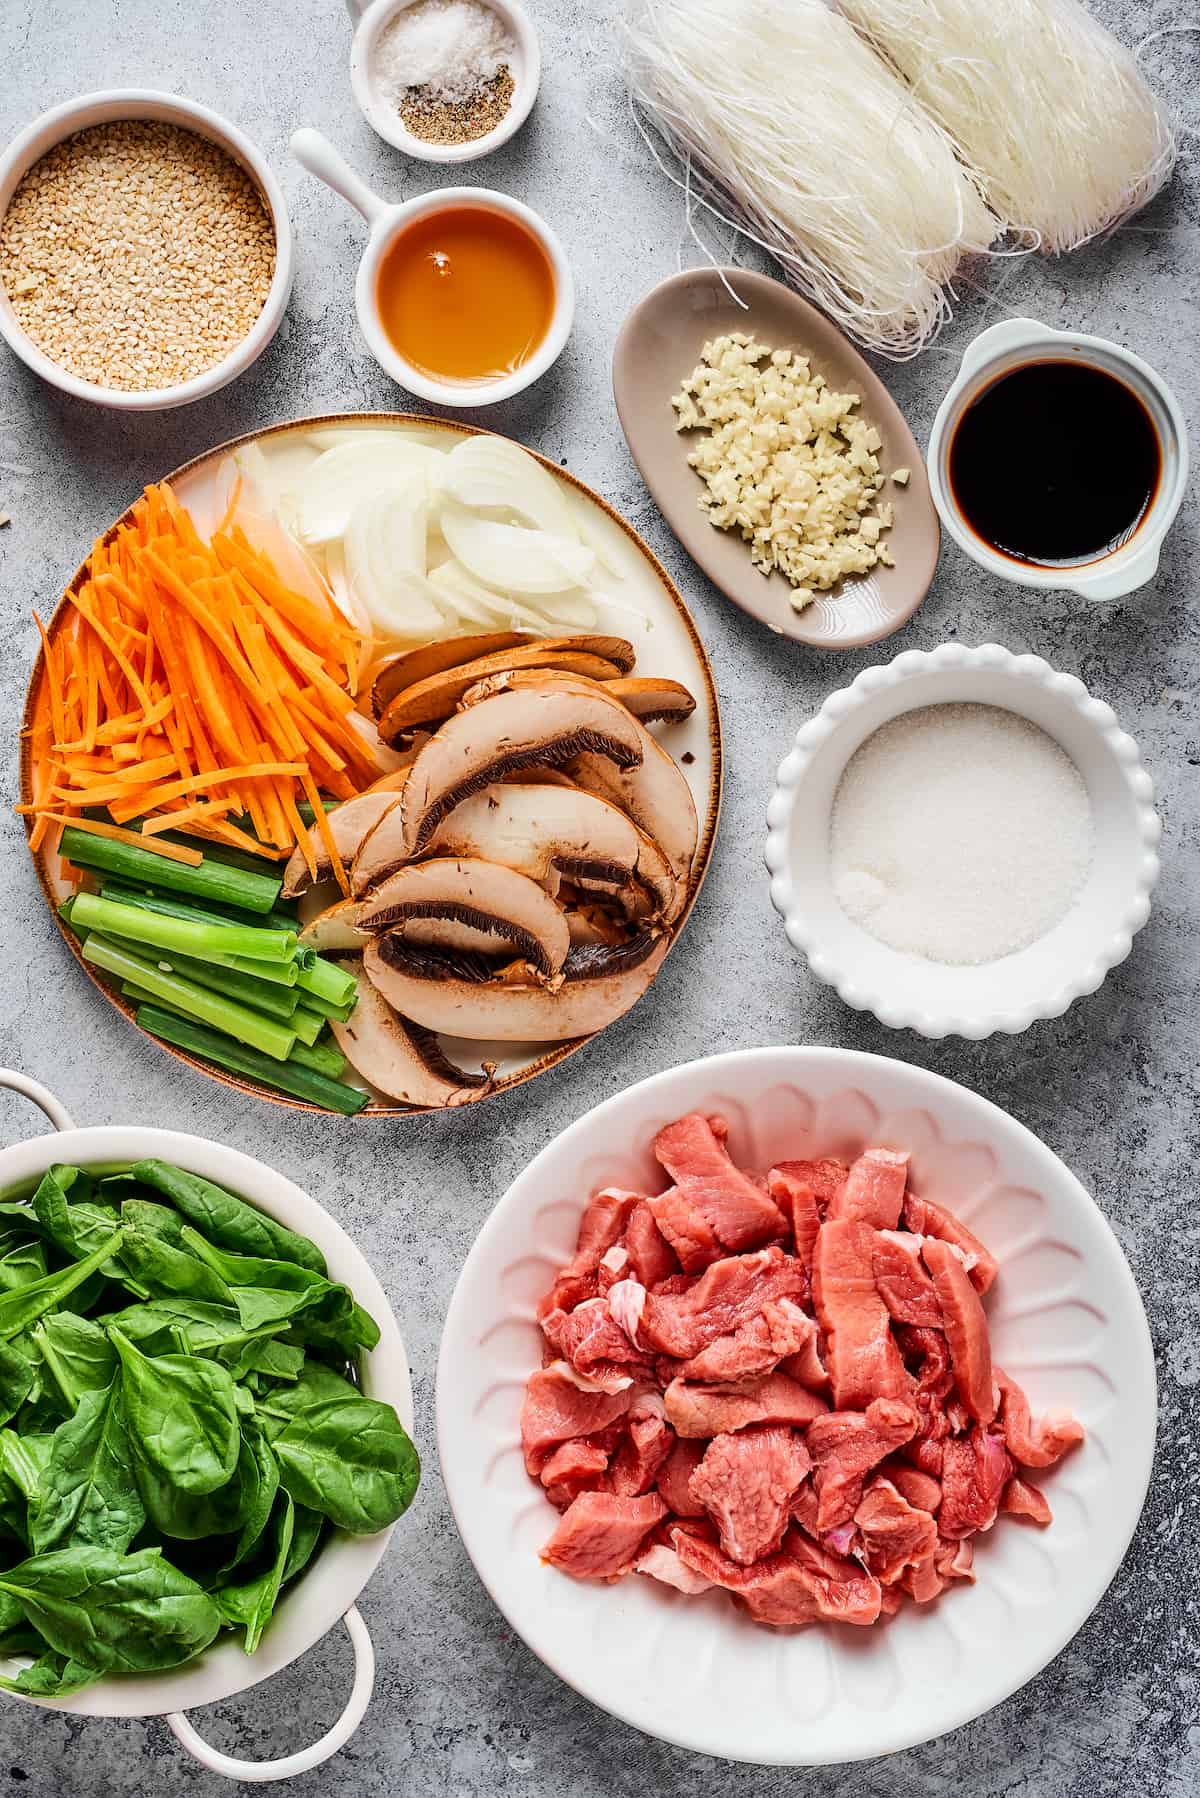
[349, 0, 540, 163]
[0, 89, 293, 410]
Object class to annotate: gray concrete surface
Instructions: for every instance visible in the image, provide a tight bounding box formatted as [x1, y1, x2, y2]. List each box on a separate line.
[0, 1, 1197, 1791]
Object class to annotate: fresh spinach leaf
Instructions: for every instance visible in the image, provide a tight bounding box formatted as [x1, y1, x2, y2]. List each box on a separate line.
[119, 1200, 184, 1245]
[281, 1503, 324, 1586]
[0, 1647, 99, 1696]
[110, 1329, 239, 1497]
[272, 1397, 419, 1533]
[118, 1230, 232, 1307]
[131, 1162, 326, 1275]
[215, 1491, 294, 1655]
[31, 1381, 145, 1556]
[0, 1433, 52, 1505]
[33, 1314, 116, 1412]
[0, 1545, 222, 1674]
[0, 1340, 34, 1426]
[216, 1418, 278, 1575]
[0, 1231, 125, 1341]
[0, 1240, 49, 1293]
[180, 1230, 379, 1356]
[220, 1337, 304, 1384]
[32, 1170, 122, 1269]
[255, 1361, 361, 1439]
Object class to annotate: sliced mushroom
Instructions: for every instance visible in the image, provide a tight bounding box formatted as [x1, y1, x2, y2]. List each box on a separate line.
[420, 783, 679, 921]
[445, 672, 699, 881]
[329, 965, 492, 1107]
[298, 897, 370, 954]
[282, 788, 405, 899]
[372, 632, 535, 719]
[377, 645, 627, 743]
[363, 930, 670, 1041]
[398, 681, 644, 858]
[603, 677, 696, 725]
[356, 858, 571, 978]
[372, 631, 635, 718]
[462, 671, 695, 727]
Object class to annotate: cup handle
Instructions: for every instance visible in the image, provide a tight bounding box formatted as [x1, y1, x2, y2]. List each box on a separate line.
[0, 1070, 75, 1135]
[290, 128, 389, 227]
[1068, 544, 1161, 603]
[957, 316, 1052, 381]
[165, 1606, 374, 1785]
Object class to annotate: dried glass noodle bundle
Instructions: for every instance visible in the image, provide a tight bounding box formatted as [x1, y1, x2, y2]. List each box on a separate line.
[837, 0, 1177, 252]
[620, 0, 999, 357]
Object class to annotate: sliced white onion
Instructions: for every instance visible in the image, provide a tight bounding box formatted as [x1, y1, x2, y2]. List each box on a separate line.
[439, 503, 595, 596]
[294, 440, 444, 547]
[441, 434, 577, 539]
[344, 479, 446, 642]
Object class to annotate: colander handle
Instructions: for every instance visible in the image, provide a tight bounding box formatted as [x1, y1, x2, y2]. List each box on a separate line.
[0, 1070, 75, 1134]
[165, 1606, 374, 1783]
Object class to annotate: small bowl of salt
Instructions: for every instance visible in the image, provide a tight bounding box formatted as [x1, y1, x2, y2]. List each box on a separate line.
[765, 642, 1162, 1039]
[348, 0, 539, 163]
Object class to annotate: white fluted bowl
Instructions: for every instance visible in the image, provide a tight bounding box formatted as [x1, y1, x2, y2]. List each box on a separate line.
[765, 643, 1161, 1039]
[436, 1047, 1155, 1764]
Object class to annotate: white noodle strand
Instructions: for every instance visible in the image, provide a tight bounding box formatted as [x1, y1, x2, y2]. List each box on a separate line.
[620, 0, 1000, 358]
[838, 0, 1177, 254]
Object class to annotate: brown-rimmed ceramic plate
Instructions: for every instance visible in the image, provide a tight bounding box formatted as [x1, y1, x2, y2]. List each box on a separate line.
[19, 412, 722, 1117]
[613, 269, 940, 649]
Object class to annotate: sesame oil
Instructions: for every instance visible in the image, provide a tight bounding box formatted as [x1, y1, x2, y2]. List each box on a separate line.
[375, 205, 555, 384]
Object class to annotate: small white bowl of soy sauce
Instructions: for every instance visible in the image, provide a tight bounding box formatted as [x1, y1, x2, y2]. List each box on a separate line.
[927, 317, 1188, 601]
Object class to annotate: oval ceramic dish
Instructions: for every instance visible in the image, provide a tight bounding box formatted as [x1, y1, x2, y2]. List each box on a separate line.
[436, 1045, 1156, 1765]
[613, 268, 940, 649]
[18, 414, 722, 1116]
[0, 1068, 413, 1784]
[765, 643, 1161, 1038]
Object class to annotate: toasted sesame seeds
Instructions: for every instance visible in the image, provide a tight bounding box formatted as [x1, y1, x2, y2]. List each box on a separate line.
[0, 120, 276, 393]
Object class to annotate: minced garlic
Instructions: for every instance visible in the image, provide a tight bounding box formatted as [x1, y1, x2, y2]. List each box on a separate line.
[671, 333, 896, 608]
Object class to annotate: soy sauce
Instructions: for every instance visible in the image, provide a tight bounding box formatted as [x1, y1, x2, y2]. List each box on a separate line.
[948, 360, 1160, 566]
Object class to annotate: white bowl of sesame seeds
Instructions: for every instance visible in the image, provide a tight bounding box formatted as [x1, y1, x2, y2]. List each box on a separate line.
[0, 90, 294, 410]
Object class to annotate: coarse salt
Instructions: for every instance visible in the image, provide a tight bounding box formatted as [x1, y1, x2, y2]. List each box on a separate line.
[372, 0, 515, 107]
[829, 703, 1093, 966]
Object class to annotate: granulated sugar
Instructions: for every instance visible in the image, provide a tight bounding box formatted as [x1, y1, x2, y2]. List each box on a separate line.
[830, 703, 1093, 965]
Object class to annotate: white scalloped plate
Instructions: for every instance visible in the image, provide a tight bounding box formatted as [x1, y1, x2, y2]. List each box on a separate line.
[765, 644, 1161, 1039]
[436, 1047, 1155, 1765]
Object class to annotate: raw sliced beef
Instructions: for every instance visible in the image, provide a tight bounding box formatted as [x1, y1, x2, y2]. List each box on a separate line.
[653, 1113, 786, 1254]
[938, 1429, 1013, 1539]
[689, 1425, 812, 1564]
[873, 1231, 944, 1328]
[1001, 1474, 1053, 1524]
[812, 1218, 912, 1409]
[921, 1238, 996, 1424]
[827, 1149, 909, 1230]
[609, 1402, 674, 1498]
[853, 1478, 938, 1582]
[541, 1491, 667, 1579]
[525, 1113, 1082, 1636]
[623, 1200, 678, 1287]
[540, 1440, 611, 1510]
[807, 1397, 920, 1530]
[679, 1297, 815, 1382]
[538, 1188, 641, 1317]
[639, 1246, 807, 1358]
[521, 1367, 632, 1476]
[903, 1193, 998, 1294]
[665, 1372, 829, 1438]
[656, 1436, 707, 1517]
[766, 1168, 822, 1271]
[995, 1369, 1085, 1467]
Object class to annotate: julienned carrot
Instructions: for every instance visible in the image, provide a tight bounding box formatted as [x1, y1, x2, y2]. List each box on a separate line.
[22, 479, 374, 862]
